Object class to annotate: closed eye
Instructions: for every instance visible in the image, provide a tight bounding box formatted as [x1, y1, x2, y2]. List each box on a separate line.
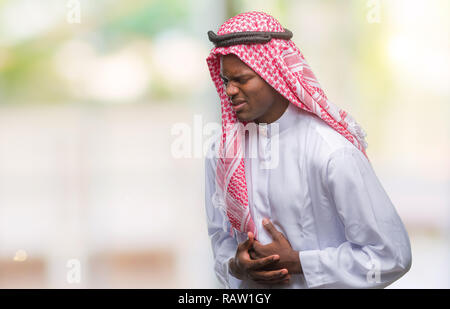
[237, 77, 250, 84]
[220, 74, 253, 86]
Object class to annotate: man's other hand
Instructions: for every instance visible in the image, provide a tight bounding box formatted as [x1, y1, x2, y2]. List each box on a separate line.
[249, 219, 302, 275]
[229, 232, 291, 285]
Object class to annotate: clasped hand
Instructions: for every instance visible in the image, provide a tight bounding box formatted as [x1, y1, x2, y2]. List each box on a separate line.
[229, 219, 302, 285]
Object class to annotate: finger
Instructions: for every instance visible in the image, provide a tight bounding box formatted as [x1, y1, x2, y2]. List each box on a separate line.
[249, 241, 263, 259]
[249, 268, 289, 281]
[249, 249, 258, 260]
[248, 254, 279, 270]
[254, 278, 289, 285]
[281, 278, 291, 284]
[245, 232, 255, 249]
[240, 232, 254, 251]
[252, 274, 291, 285]
[249, 249, 265, 260]
[251, 242, 275, 259]
[262, 219, 281, 240]
[257, 278, 291, 285]
[254, 274, 291, 285]
[252, 240, 262, 251]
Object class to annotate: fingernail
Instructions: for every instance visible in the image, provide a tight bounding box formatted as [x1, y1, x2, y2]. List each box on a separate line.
[262, 218, 269, 225]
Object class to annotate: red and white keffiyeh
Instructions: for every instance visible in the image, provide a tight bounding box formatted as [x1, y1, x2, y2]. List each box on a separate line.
[206, 12, 368, 238]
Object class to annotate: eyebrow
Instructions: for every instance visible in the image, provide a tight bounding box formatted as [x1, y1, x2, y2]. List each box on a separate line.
[220, 73, 252, 81]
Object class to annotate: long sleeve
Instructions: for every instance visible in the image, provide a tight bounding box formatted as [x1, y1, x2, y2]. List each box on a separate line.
[205, 153, 243, 289]
[299, 147, 412, 288]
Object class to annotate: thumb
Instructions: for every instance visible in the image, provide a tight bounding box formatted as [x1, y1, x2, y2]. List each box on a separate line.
[243, 232, 254, 249]
[262, 218, 281, 240]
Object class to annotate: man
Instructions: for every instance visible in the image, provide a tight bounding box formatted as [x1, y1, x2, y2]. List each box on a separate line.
[205, 11, 411, 288]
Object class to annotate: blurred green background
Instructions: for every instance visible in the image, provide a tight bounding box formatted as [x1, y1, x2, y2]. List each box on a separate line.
[0, 0, 448, 288]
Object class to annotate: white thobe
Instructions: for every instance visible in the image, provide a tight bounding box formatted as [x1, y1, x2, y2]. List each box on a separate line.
[205, 103, 412, 289]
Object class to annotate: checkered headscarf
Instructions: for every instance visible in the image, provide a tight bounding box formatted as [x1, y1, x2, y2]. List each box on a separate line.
[206, 12, 368, 238]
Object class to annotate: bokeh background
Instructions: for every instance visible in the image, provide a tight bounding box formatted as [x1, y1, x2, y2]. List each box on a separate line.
[0, 0, 448, 288]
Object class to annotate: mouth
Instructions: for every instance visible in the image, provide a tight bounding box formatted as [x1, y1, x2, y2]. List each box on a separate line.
[232, 100, 247, 112]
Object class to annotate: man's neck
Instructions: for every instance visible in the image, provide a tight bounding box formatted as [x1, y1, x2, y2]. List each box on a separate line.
[255, 97, 289, 124]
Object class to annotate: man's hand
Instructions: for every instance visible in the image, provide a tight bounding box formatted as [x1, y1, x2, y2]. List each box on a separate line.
[229, 232, 291, 285]
[249, 219, 302, 275]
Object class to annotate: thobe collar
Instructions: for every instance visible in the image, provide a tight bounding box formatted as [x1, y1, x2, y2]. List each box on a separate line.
[258, 102, 299, 138]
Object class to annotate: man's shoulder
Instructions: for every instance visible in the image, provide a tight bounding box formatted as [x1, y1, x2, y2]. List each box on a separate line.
[301, 113, 359, 165]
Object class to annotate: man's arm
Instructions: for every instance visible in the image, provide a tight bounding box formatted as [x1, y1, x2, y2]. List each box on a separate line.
[251, 147, 412, 288]
[298, 147, 412, 288]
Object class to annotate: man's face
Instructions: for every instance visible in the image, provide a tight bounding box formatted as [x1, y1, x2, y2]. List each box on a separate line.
[220, 54, 280, 123]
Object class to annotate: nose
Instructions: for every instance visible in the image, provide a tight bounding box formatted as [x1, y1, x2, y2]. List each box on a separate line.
[225, 82, 239, 98]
